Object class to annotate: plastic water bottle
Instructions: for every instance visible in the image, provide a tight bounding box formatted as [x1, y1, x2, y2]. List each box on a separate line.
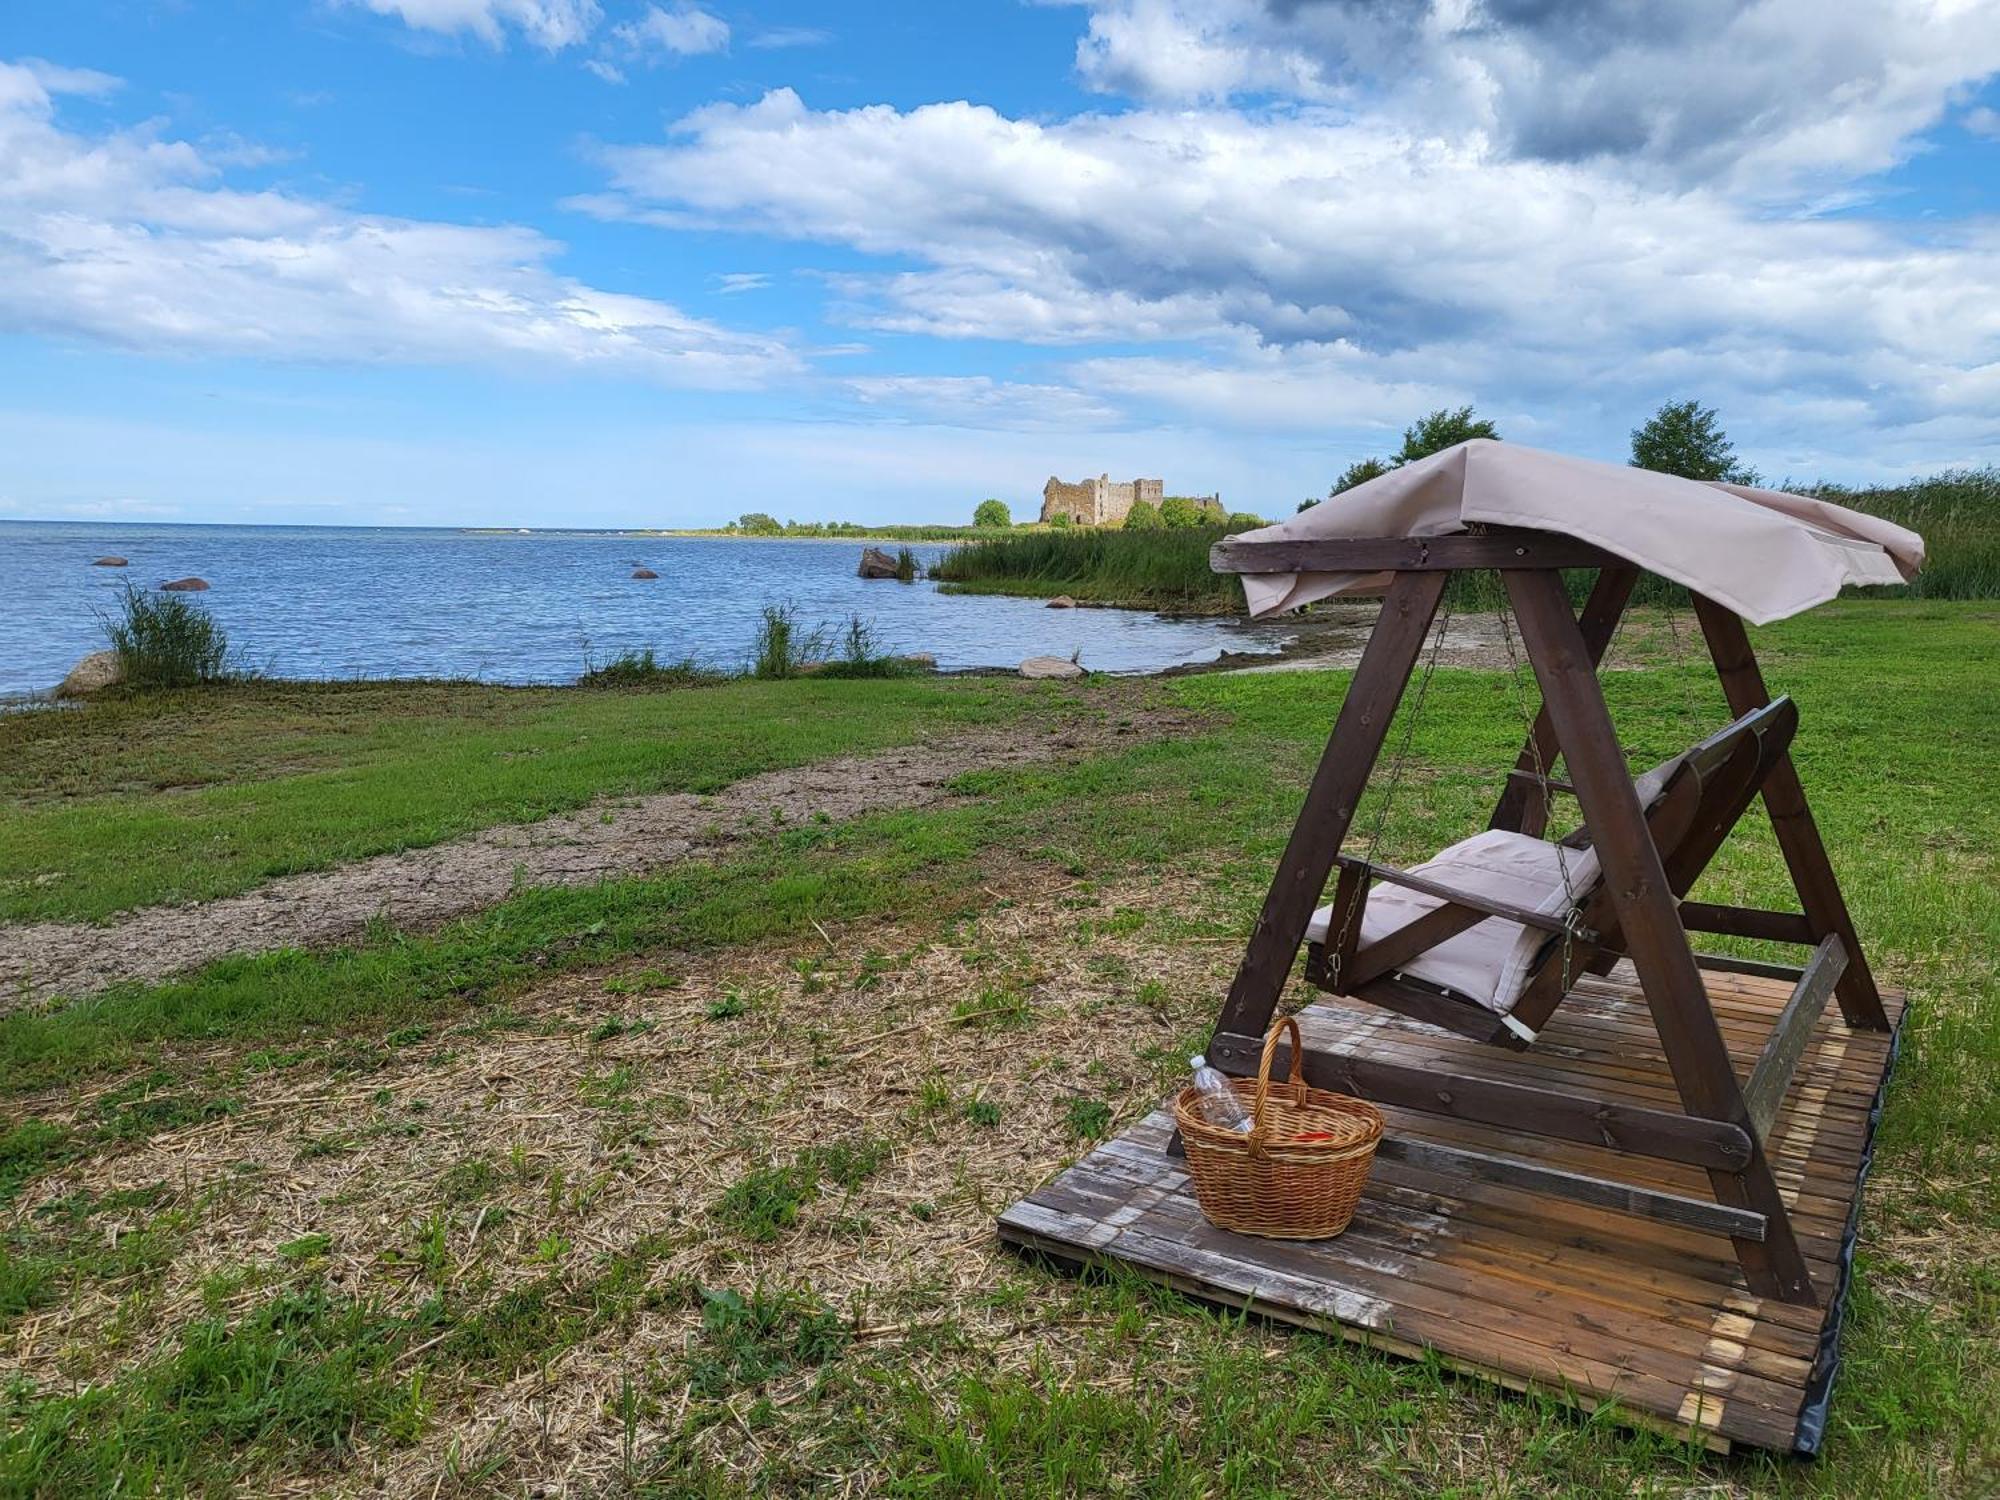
[1189, 1055, 1253, 1133]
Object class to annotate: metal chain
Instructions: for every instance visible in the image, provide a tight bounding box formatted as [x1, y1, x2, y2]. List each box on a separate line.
[1327, 591, 1453, 991]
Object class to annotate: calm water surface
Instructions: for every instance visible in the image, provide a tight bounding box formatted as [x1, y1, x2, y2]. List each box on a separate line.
[0, 522, 1293, 696]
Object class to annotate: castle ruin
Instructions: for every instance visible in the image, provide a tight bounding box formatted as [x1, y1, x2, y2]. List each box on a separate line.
[1039, 474, 1165, 527]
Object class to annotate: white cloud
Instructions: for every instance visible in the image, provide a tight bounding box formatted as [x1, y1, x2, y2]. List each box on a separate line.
[349, 0, 602, 50]
[749, 27, 832, 50]
[1966, 105, 2000, 139]
[1073, 2, 2000, 194]
[609, 4, 730, 61]
[583, 86, 2000, 456]
[0, 60, 799, 387]
[844, 374, 1124, 429]
[715, 272, 771, 293]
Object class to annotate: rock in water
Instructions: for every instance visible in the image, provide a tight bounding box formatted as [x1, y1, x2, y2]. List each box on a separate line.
[632, 567, 659, 579]
[159, 576, 209, 592]
[91, 556, 128, 567]
[1047, 595, 1076, 609]
[58, 650, 124, 697]
[1019, 655, 1084, 679]
[856, 546, 899, 579]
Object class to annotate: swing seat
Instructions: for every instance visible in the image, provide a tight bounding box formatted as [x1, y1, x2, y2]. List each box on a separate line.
[1306, 826, 1605, 1021]
[1304, 698, 1797, 1048]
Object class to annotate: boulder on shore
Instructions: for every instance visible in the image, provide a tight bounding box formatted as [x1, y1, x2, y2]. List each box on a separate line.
[159, 577, 209, 592]
[856, 546, 900, 579]
[631, 567, 659, 579]
[1047, 595, 1076, 609]
[92, 556, 128, 568]
[58, 650, 124, 698]
[1019, 655, 1084, 680]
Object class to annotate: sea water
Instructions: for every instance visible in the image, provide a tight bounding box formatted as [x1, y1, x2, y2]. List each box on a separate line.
[0, 521, 1293, 697]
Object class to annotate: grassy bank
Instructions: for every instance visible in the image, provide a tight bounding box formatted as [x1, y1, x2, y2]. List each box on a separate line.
[0, 675, 1033, 923]
[0, 600, 1993, 1494]
[936, 470, 2000, 612]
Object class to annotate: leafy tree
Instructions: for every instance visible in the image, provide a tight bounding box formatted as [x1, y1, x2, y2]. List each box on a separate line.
[1331, 456, 1392, 496]
[1224, 511, 1266, 531]
[1158, 496, 1206, 528]
[973, 498, 1012, 528]
[1629, 399, 1759, 484]
[1122, 499, 1164, 531]
[1297, 496, 1321, 512]
[1324, 407, 1497, 502]
[1393, 406, 1499, 465]
[737, 512, 782, 536]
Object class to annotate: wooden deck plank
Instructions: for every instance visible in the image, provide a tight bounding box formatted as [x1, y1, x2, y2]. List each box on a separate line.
[999, 969, 1904, 1454]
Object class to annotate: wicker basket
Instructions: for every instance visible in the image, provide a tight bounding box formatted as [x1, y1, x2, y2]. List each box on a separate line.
[1175, 1015, 1384, 1240]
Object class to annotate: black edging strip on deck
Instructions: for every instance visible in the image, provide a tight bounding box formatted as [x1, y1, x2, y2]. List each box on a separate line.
[1793, 1007, 1906, 1457]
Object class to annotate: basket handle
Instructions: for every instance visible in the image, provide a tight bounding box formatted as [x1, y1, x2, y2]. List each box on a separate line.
[1247, 1014, 1304, 1150]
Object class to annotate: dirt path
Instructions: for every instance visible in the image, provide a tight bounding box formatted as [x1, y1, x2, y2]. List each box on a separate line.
[0, 710, 1173, 1009]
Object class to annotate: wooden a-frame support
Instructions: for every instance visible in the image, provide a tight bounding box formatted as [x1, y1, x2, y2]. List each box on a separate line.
[1201, 539, 1891, 1306]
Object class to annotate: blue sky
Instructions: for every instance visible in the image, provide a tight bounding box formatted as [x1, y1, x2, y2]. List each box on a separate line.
[3, 1, 1998, 528]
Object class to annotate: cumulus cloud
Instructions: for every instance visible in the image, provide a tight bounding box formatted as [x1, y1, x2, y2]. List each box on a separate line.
[1074, 0, 2000, 192]
[0, 60, 798, 387]
[348, 0, 602, 50]
[581, 85, 2000, 454]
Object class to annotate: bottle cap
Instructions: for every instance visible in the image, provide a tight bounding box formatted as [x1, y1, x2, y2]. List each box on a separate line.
[1189, 1054, 1206, 1069]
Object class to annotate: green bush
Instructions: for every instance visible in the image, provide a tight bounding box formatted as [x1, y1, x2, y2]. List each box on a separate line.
[99, 583, 228, 689]
[750, 604, 815, 680]
[1122, 500, 1164, 531]
[1158, 497, 1207, 529]
[973, 499, 1011, 528]
[577, 649, 725, 690]
[1224, 512, 1267, 531]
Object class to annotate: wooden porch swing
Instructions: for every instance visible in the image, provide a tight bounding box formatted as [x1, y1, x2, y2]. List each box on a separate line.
[1002, 444, 1921, 1448]
[1196, 539, 1892, 1308]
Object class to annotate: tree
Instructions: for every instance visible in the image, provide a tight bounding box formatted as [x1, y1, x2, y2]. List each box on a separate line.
[1629, 400, 1759, 483]
[1158, 496, 1206, 528]
[973, 498, 1012, 528]
[1331, 456, 1391, 496]
[1323, 407, 1497, 503]
[1122, 499, 1164, 530]
[1394, 406, 1499, 465]
[1224, 511, 1266, 531]
[737, 511, 781, 536]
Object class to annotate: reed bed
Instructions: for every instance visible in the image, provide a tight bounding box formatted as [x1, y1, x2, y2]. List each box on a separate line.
[935, 470, 2000, 613]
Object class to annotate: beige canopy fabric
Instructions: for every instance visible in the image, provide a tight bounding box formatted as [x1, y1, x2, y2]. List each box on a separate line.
[1238, 440, 1924, 625]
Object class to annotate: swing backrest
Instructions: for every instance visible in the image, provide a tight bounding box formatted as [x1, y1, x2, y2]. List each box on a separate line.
[1505, 695, 1797, 1029]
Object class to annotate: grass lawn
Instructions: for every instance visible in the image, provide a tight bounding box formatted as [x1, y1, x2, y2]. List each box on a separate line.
[0, 600, 1994, 1495]
[0, 675, 1038, 923]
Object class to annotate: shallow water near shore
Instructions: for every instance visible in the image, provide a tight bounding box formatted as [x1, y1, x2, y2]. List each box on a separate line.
[0, 521, 1296, 696]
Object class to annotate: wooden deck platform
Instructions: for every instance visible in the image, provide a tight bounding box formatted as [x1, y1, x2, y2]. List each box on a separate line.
[999, 965, 1904, 1454]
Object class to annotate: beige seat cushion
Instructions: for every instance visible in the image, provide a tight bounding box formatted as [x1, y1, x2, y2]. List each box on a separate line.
[1305, 829, 1598, 1022]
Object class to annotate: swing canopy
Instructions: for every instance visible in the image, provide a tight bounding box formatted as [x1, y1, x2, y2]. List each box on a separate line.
[1235, 440, 1924, 624]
